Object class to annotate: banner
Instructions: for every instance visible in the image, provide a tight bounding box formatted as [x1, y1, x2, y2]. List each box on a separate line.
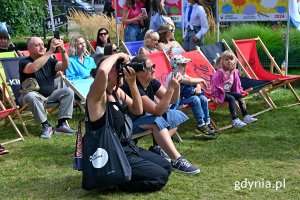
[217, 0, 288, 22]
[115, 0, 182, 24]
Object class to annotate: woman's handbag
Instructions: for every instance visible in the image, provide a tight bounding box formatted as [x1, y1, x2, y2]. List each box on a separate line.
[82, 102, 132, 190]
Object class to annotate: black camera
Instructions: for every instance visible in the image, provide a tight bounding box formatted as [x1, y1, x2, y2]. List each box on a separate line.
[116, 59, 146, 76]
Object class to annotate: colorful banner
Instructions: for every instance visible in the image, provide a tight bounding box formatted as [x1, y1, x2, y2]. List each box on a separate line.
[217, 0, 288, 22]
[115, 0, 182, 24]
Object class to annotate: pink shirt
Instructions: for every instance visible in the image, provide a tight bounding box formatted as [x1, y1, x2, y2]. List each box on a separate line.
[124, 2, 144, 24]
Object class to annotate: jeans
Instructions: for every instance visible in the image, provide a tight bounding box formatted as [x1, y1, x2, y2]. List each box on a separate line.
[180, 95, 210, 127]
[124, 24, 143, 42]
[132, 109, 189, 134]
[225, 92, 248, 120]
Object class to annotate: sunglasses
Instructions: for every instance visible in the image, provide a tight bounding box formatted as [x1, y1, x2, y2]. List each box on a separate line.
[112, 48, 119, 53]
[145, 64, 156, 71]
[168, 29, 174, 33]
[99, 32, 108, 36]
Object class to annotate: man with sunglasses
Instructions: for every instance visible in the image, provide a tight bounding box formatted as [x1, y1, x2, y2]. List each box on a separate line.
[122, 55, 200, 175]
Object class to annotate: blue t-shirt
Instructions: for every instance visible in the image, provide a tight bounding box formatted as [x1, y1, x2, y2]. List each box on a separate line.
[66, 55, 96, 81]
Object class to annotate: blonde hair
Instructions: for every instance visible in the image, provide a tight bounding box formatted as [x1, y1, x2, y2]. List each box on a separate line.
[221, 50, 237, 69]
[68, 35, 85, 57]
[144, 29, 159, 47]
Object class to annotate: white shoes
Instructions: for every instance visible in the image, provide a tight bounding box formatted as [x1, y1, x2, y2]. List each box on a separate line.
[243, 115, 258, 124]
[232, 118, 247, 128]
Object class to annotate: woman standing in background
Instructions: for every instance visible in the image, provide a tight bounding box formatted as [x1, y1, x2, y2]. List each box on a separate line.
[183, 0, 209, 51]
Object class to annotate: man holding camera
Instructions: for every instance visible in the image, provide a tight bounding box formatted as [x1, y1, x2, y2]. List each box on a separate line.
[19, 37, 76, 139]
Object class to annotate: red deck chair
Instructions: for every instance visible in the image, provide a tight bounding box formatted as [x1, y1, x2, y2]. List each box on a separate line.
[232, 37, 300, 108]
[0, 72, 29, 145]
[19, 50, 30, 56]
[147, 51, 172, 87]
[87, 40, 96, 54]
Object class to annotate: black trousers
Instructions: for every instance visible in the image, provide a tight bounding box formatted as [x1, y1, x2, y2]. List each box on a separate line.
[225, 92, 248, 120]
[118, 142, 171, 192]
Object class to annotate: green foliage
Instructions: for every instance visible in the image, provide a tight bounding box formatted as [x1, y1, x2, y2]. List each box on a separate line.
[205, 23, 300, 68]
[0, 0, 47, 36]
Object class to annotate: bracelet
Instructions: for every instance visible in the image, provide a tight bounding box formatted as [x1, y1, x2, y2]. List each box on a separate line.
[61, 49, 66, 54]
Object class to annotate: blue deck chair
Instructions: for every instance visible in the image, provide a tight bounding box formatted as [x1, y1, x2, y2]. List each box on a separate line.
[199, 41, 274, 113]
[121, 40, 144, 57]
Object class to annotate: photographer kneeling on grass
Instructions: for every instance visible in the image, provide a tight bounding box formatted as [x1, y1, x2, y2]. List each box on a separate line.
[86, 53, 171, 192]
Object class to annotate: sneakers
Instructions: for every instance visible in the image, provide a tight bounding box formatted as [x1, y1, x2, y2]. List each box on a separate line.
[196, 125, 217, 139]
[243, 115, 258, 124]
[55, 123, 76, 135]
[232, 118, 247, 128]
[171, 156, 200, 175]
[149, 145, 171, 162]
[40, 124, 53, 139]
[0, 145, 9, 155]
[207, 124, 220, 135]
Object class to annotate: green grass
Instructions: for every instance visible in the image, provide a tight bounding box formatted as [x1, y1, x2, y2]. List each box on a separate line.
[1, 87, 300, 199]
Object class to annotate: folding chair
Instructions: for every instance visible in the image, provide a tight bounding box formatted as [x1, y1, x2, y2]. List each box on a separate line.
[232, 37, 300, 108]
[0, 57, 59, 125]
[121, 40, 144, 57]
[58, 71, 93, 112]
[19, 50, 30, 57]
[0, 72, 29, 145]
[200, 41, 275, 110]
[87, 40, 97, 54]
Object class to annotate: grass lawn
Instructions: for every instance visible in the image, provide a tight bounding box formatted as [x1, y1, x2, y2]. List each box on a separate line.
[1, 86, 300, 199]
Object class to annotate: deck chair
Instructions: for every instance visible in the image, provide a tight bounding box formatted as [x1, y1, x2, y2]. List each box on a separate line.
[19, 50, 30, 57]
[200, 41, 274, 110]
[0, 72, 29, 145]
[121, 40, 144, 57]
[232, 37, 300, 108]
[87, 40, 97, 54]
[58, 71, 93, 112]
[180, 49, 272, 130]
[0, 57, 59, 125]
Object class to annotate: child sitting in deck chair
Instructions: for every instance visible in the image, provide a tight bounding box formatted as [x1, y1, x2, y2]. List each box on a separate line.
[166, 55, 219, 139]
[210, 50, 257, 128]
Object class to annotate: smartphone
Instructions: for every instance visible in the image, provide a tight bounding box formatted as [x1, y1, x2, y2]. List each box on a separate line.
[53, 31, 60, 39]
[141, 8, 147, 16]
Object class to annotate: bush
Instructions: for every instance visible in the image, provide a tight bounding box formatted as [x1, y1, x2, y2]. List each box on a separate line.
[0, 0, 47, 36]
[205, 23, 300, 68]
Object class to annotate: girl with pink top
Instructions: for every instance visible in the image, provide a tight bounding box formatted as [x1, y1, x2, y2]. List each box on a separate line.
[122, 0, 147, 42]
[210, 50, 257, 128]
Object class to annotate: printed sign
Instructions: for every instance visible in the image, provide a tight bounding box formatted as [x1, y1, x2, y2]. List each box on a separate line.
[217, 0, 288, 22]
[44, 13, 68, 31]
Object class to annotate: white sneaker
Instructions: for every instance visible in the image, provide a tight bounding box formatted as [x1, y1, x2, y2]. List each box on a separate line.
[243, 115, 257, 124]
[232, 118, 247, 128]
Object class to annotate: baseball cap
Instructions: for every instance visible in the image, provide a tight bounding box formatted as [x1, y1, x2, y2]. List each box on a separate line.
[170, 55, 191, 69]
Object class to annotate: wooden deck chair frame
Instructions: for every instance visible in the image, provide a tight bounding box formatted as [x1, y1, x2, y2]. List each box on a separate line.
[231, 37, 300, 108]
[1, 72, 29, 145]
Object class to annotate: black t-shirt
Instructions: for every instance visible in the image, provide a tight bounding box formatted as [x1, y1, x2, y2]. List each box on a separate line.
[19, 56, 58, 97]
[89, 101, 125, 134]
[121, 79, 161, 116]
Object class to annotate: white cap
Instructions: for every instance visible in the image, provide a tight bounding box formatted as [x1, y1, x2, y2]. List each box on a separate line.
[170, 55, 191, 69]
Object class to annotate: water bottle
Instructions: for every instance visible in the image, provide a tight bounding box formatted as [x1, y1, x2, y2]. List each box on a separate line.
[281, 60, 286, 76]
